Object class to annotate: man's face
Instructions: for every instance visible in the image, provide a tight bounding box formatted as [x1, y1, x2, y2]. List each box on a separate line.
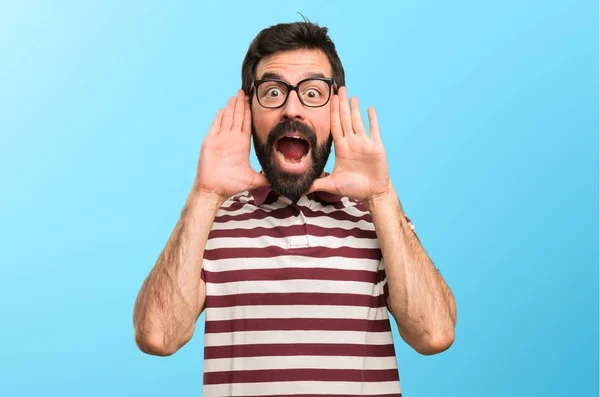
[251, 49, 334, 203]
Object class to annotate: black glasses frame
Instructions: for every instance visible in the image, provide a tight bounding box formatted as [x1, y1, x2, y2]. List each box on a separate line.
[251, 77, 337, 109]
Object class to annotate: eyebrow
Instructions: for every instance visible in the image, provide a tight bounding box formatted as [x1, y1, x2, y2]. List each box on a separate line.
[258, 72, 327, 81]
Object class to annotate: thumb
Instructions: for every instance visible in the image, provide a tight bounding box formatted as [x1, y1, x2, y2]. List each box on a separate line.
[248, 171, 271, 190]
[308, 175, 338, 195]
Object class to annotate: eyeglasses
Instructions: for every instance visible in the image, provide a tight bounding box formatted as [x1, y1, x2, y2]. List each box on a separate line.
[251, 77, 336, 109]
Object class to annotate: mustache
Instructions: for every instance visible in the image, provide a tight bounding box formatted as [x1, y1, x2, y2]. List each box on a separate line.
[267, 120, 317, 148]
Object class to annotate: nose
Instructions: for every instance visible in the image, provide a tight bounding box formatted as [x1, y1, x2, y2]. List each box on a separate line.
[281, 90, 305, 121]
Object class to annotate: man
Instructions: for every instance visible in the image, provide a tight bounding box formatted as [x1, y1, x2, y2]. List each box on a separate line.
[133, 20, 457, 396]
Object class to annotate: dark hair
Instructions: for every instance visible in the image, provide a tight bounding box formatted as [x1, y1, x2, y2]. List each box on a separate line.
[241, 20, 345, 96]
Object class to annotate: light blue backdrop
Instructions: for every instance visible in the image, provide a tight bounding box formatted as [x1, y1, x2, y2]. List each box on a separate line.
[1, 1, 597, 396]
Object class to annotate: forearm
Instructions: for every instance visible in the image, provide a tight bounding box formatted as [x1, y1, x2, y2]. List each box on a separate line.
[368, 190, 456, 355]
[133, 191, 224, 355]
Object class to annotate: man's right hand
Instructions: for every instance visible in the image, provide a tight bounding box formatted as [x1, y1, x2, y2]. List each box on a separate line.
[194, 90, 269, 202]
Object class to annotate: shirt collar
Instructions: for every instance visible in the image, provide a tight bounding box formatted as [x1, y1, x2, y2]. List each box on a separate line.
[249, 172, 343, 206]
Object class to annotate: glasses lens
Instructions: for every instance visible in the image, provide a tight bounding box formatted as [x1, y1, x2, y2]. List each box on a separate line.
[299, 79, 330, 107]
[257, 81, 288, 108]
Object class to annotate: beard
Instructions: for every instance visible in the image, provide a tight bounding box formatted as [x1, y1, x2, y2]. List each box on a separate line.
[252, 120, 333, 203]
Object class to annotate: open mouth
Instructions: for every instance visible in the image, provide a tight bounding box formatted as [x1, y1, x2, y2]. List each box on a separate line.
[272, 134, 311, 174]
[274, 135, 310, 164]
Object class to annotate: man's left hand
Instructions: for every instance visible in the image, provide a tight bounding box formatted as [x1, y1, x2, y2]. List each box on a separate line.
[308, 86, 393, 207]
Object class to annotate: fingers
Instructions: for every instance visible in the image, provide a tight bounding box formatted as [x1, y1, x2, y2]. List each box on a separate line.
[337, 87, 368, 139]
[221, 96, 237, 131]
[232, 90, 246, 131]
[208, 108, 225, 137]
[242, 96, 252, 134]
[338, 87, 354, 136]
[368, 107, 381, 143]
[330, 94, 344, 140]
[350, 97, 366, 136]
[217, 90, 248, 135]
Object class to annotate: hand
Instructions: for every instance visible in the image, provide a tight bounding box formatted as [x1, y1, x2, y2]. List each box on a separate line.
[194, 90, 269, 201]
[308, 86, 392, 207]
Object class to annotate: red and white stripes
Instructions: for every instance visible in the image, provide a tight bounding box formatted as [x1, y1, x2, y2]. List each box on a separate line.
[200, 191, 402, 396]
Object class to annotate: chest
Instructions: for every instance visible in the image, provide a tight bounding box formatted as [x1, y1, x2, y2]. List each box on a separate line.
[203, 201, 386, 309]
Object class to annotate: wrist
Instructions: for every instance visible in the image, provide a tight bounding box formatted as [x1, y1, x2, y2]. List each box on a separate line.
[366, 190, 397, 212]
[365, 181, 397, 211]
[187, 188, 228, 211]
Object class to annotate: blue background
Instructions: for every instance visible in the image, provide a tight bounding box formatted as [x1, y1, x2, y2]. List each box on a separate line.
[1, 1, 598, 396]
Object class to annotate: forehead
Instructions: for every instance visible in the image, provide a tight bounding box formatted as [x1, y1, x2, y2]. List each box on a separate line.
[255, 49, 332, 83]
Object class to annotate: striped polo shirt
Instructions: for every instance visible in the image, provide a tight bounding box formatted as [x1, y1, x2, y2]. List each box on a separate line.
[201, 184, 406, 396]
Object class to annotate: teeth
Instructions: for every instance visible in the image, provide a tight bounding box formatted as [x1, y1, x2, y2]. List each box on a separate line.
[277, 151, 308, 165]
[285, 135, 303, 140]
